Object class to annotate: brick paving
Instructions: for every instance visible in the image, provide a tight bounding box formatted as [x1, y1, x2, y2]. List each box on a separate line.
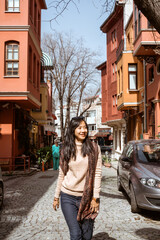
[0, 163, 160, 240]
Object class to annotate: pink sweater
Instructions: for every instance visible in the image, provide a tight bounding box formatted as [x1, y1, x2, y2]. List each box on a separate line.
[54, 142, 102, 198]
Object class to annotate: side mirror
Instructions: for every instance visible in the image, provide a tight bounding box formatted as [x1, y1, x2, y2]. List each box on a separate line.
[122, 157, 132, 162]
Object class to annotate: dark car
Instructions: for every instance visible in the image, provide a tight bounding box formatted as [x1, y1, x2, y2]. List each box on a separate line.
[117, 139, 160, 213]
[0, 167, 4, 208]
[100, 145, 112, 154]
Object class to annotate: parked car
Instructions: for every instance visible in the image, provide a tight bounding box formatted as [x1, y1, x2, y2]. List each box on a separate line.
[100, 145, 112, 154]
[117, 139, 160, 213]
[0, 167, 4, 208]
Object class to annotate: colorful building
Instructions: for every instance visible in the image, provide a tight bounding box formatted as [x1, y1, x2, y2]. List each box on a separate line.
[31, 52, 56, 149]
[0, 0, 47, 168]
[98, 0, 133, 159]
[116, 12, 144, 141]
[133, 2, 160, 140]
[98, 0, 160, 160]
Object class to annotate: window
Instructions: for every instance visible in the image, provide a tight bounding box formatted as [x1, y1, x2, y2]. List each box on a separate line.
[134, 5, 137, 38]
[115, 130, 117, 150]
[112, 95, 115, 107]
[6, 0, 20, 12]
[34, 2, 37, 28]
[33, 54, 36, 86]
[29, 46, 32, 81]
[118, 70, 120, 93]
[128, 64, 137, 90]
[37, 60, 40, 89]
[112, 63, 117, 81]
[112, 63, 115, 81]
[126, 144, 133, 158]
[38, 12, 40, 36]
[87, 110, 96, 117]
[157, 58, 160, 74]
[29, 0, 33, 19]
[148, 21, 153, 29]
[138, 10, 141, 32]
[88, 125, 96, 131]
[134, 6, 141, 39]
[5, 42, 19, 76]
[149, 66, 154, 83]
[119, 130, 121, 151]
[111, 29, 117, 50]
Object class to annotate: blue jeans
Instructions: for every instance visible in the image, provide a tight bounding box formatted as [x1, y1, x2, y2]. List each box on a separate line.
[60, 192, 94, 240]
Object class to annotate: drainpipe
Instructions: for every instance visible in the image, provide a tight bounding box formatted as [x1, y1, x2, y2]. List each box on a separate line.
[143, 59, 147, 133]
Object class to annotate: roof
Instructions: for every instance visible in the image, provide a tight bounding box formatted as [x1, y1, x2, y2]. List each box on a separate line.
[96, 61, 106, 70]
[40, 0, 47, 9]
[100, 2, 124, 33]
[41, 52, 54, 70]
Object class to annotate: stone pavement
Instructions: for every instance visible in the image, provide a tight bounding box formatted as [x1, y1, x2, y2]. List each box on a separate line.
[0, 162, 160, 240]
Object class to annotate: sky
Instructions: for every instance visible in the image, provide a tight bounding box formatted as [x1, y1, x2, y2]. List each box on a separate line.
[41, 0, 108, 64]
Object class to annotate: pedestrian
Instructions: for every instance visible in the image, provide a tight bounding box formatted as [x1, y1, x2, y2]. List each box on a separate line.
[52, 139, 60, 170]
[53, 116, 102, 240]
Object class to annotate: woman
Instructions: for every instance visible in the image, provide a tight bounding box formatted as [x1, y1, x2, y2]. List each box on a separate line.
[53, 116, 102, 240]
[52, 139, 60, 170]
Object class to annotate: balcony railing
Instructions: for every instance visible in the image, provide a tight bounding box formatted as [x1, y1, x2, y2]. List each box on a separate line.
[0, 156, 30, 173]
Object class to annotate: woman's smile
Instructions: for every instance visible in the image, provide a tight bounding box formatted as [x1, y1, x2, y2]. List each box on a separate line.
[75, 121, 87, 142]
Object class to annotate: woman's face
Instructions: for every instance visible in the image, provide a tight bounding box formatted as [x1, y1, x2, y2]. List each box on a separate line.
[74, 121, 88, 142]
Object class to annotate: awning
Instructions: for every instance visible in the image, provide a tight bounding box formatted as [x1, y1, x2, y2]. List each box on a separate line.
[46, 131, 57, 136]
[94, 132, 110, 137]
[52, 114, 57, 120]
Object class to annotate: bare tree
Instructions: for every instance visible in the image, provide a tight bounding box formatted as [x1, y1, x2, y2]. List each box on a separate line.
[134, 0, 160, 34]
[46, 0, 160, 34]
[42, 32, 100, 140]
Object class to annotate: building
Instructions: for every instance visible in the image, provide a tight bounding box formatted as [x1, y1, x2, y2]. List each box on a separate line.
[0, 0, 47, 168]
[98, 0, 160, 160]
[31, 52, 56, 149]
[55, 101, 82, 139]
[98, 0, 130, 159]
[132, 2, 160, 140]
[82, 95, 112, 145]
[116, 9, 144, 142]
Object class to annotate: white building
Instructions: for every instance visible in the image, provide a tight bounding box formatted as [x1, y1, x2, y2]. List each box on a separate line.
[83, 95, 112, 145]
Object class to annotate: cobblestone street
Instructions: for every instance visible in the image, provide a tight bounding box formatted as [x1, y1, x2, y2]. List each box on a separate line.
[0, 164, 160, 240]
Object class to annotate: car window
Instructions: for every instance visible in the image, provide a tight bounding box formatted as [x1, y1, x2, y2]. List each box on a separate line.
[137, 143, 160, 163]
[122, 144, 129, 155]
[126, 144, 134, 158]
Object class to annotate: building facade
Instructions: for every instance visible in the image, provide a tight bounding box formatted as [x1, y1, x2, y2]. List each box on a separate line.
[98, 0, 160, 161]
[0, 0, 47, 167]
[99, 1, 130, 159]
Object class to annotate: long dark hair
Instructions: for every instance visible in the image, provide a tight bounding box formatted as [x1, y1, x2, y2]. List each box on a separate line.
[62, 116, 94, 163]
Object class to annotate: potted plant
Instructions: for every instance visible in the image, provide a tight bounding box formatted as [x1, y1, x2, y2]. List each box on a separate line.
[102, 155, 112, 168]
[37, 146, 52, 170]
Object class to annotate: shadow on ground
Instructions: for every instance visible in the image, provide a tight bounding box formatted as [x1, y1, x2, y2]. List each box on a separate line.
[0, 169, 59, 240]
[92, 232, 116, 240]
[136, 228, 160, 239]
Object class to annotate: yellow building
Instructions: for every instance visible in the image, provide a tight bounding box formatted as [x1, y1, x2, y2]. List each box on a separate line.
[117, 14, 144, 141]
[30, 52, 56, 149]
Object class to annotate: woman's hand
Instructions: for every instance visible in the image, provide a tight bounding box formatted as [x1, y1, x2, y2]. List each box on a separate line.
[90, 198, 99, 213]
[53, 197, 59, 211]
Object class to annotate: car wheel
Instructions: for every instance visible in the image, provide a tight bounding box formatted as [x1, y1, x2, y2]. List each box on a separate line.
[130, 184, 140, 213]
[117, 173, 123, 191]
[0, 183, 4, 209]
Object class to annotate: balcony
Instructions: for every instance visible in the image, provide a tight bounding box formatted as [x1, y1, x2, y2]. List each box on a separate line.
[117, 38, 134, 61]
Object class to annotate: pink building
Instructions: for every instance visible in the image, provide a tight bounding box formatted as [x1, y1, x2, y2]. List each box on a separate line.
[98, 1, 125, 159]
[0, 0, 47, 168]
[133, 2, 160, 139]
